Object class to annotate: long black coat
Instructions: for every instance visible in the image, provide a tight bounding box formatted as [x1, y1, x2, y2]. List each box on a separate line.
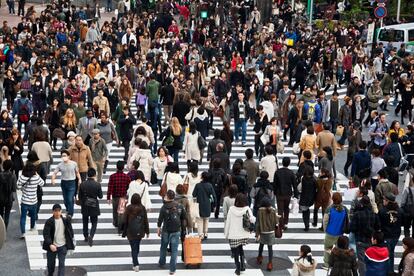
[192, 181, 217, 218]
[79, 178, 103, 217]
[299, 176, 317, 207]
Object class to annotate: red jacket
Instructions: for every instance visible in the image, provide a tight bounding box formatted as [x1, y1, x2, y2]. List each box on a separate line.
[343, 55, 353, 71]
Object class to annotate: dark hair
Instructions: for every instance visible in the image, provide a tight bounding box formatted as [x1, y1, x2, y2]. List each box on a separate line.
[299, 245, 314, 264]
[320, 168, 332, 178]
[213, 129, 221, 138]
[232, 162, 242, 174]
[228, 185, 238, 198]
[212, 158, 221, 169]
[22, 162, 37, 177]
[167, 190, 175, 200]
[135, 170, 145, 182]
[245, 148, 254, 159]
[359, 140, 367, 150]
[130, 193, 142, 206]
[234, 193, 248, 207]
[390, 132, 398, 143]
[282, 157, 290, 167]
[2, 159, 13, 171]
[371, 148, 381, 157]
[27, 150, 40, 162]
[259, 171, 269, 180]
[402, 237, 414, 262]
[61, 149, 70, 156]
[264, 145, 274, 155]
[323, 146, 333, 161]
[372, 231, 384, 244]
[303, 150, 312, 160]
[140, 141, 149, 149]
[187, 161, 198, 177]
[322, 122, 331, 131]
[303, 166, 314, 178]
[168, 162, 180, 174]
[378, 168, 388, 179]
[201, 171, 210, 181]
[157, 146, 169, 156]
[116, 160, 125, 171]
[176, 184, 185, 195]
[336, 235, 350, 250]
[87, 168, 96, 177]
[306, 125, 314, 135]
[332, 192, 342, 205]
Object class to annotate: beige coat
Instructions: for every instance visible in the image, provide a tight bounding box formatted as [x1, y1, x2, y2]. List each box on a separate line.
[92, 95, 110, 116]
[316, 130, 337, 156]
[299, 134, 317, 164]
[68, 144, 96, 173]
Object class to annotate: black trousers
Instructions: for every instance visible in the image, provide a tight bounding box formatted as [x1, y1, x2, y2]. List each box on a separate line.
[82, 215, 98, 239]
[0, 202, 12, 228]
[276, 196, 290, 226]
[46, 245, 67, 276]
[302, 209, 310, 228]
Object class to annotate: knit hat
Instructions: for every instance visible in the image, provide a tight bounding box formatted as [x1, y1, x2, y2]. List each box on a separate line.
[385, 193, 396, 202]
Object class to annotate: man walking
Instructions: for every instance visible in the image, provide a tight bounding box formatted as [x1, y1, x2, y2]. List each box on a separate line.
[89, 129, 108, 183]
[157, 190, 187, 276]
[43, 204, 75, 276]
[232, 92, 248, 146]
[68, 135, 96, 182]
[79, 168, 103, 247]
[107, 161, 131, 229]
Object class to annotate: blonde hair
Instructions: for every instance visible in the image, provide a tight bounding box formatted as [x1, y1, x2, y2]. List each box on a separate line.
[63, 108, 77, 128]
[170, 117, 182, 136]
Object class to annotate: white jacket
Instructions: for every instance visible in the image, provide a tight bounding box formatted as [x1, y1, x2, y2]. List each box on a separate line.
[260, 155, 278, 182]
[291, 257, 317, 276]
[224, 206, 255, 240]
[127, 180, 152, 210]
[184, 132, 201, 161]
[163, 172, 183, 193]
[131, 148, 153, 182]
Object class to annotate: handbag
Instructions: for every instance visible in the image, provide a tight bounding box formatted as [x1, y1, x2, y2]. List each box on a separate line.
[242, 210, 254, 232]
[85, 197, 98, 208]
[335, 125, 344, 137]
[277, 140, 284, 154]
[182, 175, 189, 194]
[150, 169, 158, 184]
[159, 172, 168, 197]
[292, 142, 301, 154]
[403, 188, 414, 217]
[398, 143, 409, 172]
[197, 132, 207, 150]
[117, 197, 127, 214]
[274, 224, 283, 238]
[52, 128, 66, 140]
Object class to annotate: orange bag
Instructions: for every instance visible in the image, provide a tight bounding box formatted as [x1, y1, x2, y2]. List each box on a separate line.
[184, 236, 203, 267]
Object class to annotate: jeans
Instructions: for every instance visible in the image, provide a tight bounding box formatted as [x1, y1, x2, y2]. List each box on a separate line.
[386, 238, 398, 273]
[337, 125, 348, 145]
[47, 245, 67, 276]
[82, 215, 98, 239]
[20, 203, 37, 234]
[61, 180, 76, 216]
[356, 241, 370, 276]
[169, 148, 179, 163]
[0, 202, 12, 228]
[129, 239, 141, 266]
[234, 119, 247, 143]
[159, 231, 180, 273]
[258, 244, 273, 262]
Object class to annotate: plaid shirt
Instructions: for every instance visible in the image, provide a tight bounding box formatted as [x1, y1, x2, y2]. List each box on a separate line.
[107, 171, 131, 200]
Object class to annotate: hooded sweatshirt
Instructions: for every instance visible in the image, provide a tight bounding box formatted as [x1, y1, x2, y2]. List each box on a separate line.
[365, 244, 389, 276]
[224, 206, 255, 240]
[292, 256, 317, 276]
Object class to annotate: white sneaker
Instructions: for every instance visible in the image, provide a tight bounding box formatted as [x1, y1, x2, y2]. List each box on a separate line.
[133, 266, 139, 272]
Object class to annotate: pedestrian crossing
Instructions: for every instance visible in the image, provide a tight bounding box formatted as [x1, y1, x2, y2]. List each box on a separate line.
[15, 85, 404, 276]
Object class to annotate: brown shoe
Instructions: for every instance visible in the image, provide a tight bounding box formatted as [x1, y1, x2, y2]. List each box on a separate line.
[256, 256, 263, 265]
[267, 262, 273, 271]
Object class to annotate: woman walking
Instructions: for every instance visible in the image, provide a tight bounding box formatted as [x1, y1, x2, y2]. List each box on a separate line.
[292, 245, 317, 276]
[127, 170, 152, 211]
[399, 237, 414, 275]
[298, 166, 317, 231]
[192, 171, 216, 240]
[223, 185, 238, 222]
[153, 147, 173, 186]
[224, 194, 255, 275]
[328, 235, 358, 275]
[159, 117, 183, 162]
[255, 197, 279, 271]
[122, 193, 150, 272]
[17, 162, 44, 239]
[183, 122, 202, 164]
[8, 128, 24, 179]
[313, 168, 333, 229]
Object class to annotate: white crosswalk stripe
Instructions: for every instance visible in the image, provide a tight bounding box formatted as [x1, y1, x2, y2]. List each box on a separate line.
[17, 86, 403, 275]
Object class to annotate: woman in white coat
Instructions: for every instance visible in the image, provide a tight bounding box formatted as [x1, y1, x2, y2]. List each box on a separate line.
[163, 162, 183, 193]
[183, 161, 202, 231]
[184, 122, 201, 163]
[127, 170, 152, 210]
[224, 194, 256, 275]
[291, 245, 317, 276]
[130, 141, 153, 182]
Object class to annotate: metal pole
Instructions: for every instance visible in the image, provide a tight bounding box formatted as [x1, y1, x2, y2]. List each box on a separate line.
[309, 0, 313, 26]
[397, 0, 401, 22]
[292, 0, 295, 11]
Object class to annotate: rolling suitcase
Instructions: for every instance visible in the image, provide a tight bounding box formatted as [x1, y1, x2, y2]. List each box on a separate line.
[183, 235, 203, 268]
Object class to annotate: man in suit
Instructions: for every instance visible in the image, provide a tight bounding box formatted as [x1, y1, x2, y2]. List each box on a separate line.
[207, 129, 226, 161]
[237, 35, 250, 59]
[77, 109, 97, 145]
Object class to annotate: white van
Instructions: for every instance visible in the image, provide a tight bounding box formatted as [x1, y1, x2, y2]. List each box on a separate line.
[376, 23, 414, 53]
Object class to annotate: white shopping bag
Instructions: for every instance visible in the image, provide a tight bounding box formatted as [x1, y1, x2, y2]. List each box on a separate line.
[289, 198, 299, 215]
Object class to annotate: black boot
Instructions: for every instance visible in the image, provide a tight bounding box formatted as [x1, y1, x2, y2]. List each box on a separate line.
[312, 209, 318, 227]
[234, 254, 241, 275]
[240, 255, 246, 271]
[103, 160, 108, 174]
[383, 102, 389, 111]
[303, 209, 310, 231]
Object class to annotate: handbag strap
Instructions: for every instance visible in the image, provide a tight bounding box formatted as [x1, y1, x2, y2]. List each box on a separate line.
[409, 188, 414, 205]
[140, 182, 147, 198]
[398, 143, 404, 157]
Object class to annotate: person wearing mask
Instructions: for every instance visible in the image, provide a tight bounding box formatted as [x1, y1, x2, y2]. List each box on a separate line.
[118, 106, 137, 161]
[78, 168, 103, 247]
[375, 169, 398, 210]
[121, 193, 150, 272]
[292, 245, 317, 276]
[42, 204, 75, 276]
[68, 135, 96, 182]
[157, 190, 187, 276]
[350, 196, 381, 276]
[0, 160, 16, 229]
[77, 109, 98, 145]
[192, 171, 216, 240]
[322, 193, 349, 268]
[298, 166, 317, 231]
[107, 161, 131, 229]
[273, 157, 298, 230]
[224, 194, 255, 275]
[350, 141, 371, 187]
[260, 145, 278, 183]
[51, 150, 81, 219]
[255, 197, 279, 271]
[365, 231, 389, 276]
[378, 193, 404, 273]
[313, 169, 333, 229]
[232, 92, 249, 146]
[328, 236, 358, 275]
[399, 237, 414, 275]
[89, 129, 108, 183]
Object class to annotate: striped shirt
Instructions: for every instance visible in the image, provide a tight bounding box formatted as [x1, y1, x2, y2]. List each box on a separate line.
[17, 175, 44, 205]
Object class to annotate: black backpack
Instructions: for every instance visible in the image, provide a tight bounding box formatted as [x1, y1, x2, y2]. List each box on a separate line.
[210, 169, 225, 191]
[164, 204, 182, 233]
[254, 186, 269, 209]
[127, 214, 145, 238]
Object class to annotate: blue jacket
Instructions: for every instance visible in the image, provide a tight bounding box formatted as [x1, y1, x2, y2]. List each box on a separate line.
[351, 150, 371, 177]
[325, 205, 347, 236]
[12, 98, 33, 119]
[383, 142, 403, 168]
[365, 245, 389, 276]
[304, 100, 322, 123]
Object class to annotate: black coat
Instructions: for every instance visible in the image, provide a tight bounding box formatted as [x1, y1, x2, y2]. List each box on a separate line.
[232, 99, 249, 121]
[273, 167, 299, 198]
[299, 176, 317, 207]
[0, 171, 16, 206]
[210, 152, 230, 172]
[207, 138, 226, 160]
[118, 114, 137, 142]
[42, 216, 75, 251]
[79, 178, 103, 217]
[172, 101, 190, 126]
[192, 181, 217, 218]
[160, 84, 175, 105]
[328, 247, 358, 276]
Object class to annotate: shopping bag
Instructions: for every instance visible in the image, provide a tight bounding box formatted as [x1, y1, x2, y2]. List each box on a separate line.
[336, 125, 344, 137]
[292, 142, 301, 154]
[289, 198, 299, 215]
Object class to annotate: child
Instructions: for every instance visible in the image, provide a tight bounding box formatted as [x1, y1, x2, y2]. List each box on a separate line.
[292, 245, 317, 276]
[135, 87, 147, 120]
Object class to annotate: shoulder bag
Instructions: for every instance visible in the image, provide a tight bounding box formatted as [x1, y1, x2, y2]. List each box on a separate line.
[159, 172, 168, 197]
